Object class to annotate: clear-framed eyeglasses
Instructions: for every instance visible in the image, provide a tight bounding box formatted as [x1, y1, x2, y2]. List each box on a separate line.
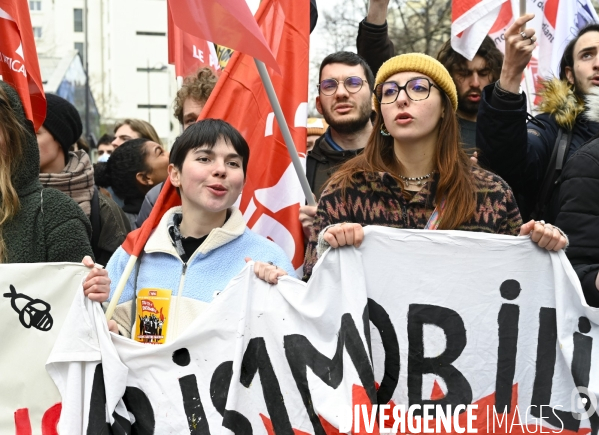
[317, 76, 365, 96]
[375, 78, 439, 104]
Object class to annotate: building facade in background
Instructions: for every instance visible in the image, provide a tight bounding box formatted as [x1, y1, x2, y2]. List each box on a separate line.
[29, 0, 179, 146]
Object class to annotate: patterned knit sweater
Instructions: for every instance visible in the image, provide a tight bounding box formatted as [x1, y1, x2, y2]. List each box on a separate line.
[304, 167, 522, 277]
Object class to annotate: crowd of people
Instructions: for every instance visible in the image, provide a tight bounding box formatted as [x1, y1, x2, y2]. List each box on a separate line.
[0, 3, 597, 349]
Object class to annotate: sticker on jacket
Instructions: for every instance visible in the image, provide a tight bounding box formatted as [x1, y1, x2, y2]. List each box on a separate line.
[135, 288, 171, 344]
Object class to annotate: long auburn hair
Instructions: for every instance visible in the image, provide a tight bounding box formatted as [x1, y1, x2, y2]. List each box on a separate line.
[0, 86, 25, 262]
[327, 92, 477, 230]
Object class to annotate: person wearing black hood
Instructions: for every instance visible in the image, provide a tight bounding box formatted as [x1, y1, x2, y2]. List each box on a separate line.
[0, 81, 92, 263]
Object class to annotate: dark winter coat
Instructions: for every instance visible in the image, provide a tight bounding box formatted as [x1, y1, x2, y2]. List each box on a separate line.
[476, 79, 599, 221]
[356, 19, 395, 77]
[306, 134, 362, 199]
[555, 89, 599, 307]
[0, 81, 93, 263]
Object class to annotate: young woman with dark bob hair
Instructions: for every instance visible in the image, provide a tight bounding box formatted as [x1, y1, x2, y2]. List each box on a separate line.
[84, 119, 294, 339]
[303, 53, 567, 277]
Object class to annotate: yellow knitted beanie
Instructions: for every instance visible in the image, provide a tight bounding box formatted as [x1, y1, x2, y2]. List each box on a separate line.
[374, 53, 458, 113]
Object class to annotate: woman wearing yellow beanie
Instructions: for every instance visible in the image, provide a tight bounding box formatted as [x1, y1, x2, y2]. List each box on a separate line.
[303, 53, 567, 278]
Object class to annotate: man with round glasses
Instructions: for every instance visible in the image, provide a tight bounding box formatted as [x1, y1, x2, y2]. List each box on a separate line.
[300, 51, 375, 240]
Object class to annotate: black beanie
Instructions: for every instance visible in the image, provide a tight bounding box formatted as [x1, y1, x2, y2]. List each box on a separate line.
[43, 93, 83, 163]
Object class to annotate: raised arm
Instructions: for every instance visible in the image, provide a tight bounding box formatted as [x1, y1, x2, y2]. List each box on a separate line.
[356, 0, 395, 77]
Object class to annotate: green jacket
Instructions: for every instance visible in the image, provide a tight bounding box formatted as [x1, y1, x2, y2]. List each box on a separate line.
[0, 82, 93, 263]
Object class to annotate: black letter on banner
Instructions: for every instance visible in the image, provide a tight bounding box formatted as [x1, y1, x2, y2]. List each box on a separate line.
[363, 298, 400, 406]
[572, 318, 598, 435]
[240, 337, 293, 435]
[285, 313, 376, 435]
[407, 304, 472, 415]
[87, 363, 143, 435]
[122, 387, 156, 435]
[495, 280, 521, 414]
[530, 308, 581, 432]
[174, 348, 211, 435]
[210, 361, 253, 435]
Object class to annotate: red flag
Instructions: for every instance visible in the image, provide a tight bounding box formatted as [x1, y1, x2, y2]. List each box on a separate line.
[167, 2, 220, 78]
[123, 0, 309, 272]
[168, 0, 280, 74]
[0, 0, 46, 130]
[198, 0, 309, 271]
[451, 0, 507, 60]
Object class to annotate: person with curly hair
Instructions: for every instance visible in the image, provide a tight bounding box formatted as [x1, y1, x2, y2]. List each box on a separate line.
[173, 67, 219, 130]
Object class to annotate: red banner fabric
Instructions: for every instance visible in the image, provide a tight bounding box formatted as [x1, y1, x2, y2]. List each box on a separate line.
[168, 0, 280, 74]
[122, 0, 309, 272]
[0, 1, 46, 130]
[167, 2, 220, 78]
[197, 0, 310, 271]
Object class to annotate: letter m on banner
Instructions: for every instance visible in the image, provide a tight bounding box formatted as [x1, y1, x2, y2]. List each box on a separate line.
[199, 0, 309, 274]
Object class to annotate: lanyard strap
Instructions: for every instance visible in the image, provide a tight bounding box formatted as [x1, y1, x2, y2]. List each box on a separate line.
[424, 198, 446, 230]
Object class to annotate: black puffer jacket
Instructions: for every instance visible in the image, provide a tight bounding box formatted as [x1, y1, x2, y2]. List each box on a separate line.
[555, 90, 599, 307]
[477, 80, 599, 221]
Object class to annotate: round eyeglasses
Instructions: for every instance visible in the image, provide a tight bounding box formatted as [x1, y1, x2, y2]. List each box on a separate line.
[375, 78, 439, 104]
[317, 76, 365, 96]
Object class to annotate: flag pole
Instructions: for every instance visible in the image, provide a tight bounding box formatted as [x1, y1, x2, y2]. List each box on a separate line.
[254, 59, 317, 207]
[105, 255, 138, 320]
[520, 0, 526, 31]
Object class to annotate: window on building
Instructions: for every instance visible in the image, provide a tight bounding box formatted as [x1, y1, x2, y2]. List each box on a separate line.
[75, 42, 84, 61]
[33, 27, 42, 38]
[135, 31, 166, 36]
[74, 8, 83, 32]
[29, 1, 42, 11]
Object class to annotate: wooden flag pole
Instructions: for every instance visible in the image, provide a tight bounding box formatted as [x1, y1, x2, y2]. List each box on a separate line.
[254, 58, 317, 207]
[520, 0, 526, 30]
[105, 255, 138, 320]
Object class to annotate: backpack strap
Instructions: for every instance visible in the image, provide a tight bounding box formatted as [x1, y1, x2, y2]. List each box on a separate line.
[533, 128, 573, 220]
[90, 186, 101, 257]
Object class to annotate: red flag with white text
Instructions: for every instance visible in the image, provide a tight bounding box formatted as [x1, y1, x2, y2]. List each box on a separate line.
[168, 0, 280, 74]
[487, 0, 599, 107]
[167, 2, 220, 78]
[122, 0, 308, 274]
[197, 0, 309, 272]
[451, 0, 507, 61]
[0, 0, 45, 130]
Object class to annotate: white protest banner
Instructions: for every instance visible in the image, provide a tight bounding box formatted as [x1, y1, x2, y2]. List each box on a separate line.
[0, 263, 88, 435]
[48, 228, 599, 434]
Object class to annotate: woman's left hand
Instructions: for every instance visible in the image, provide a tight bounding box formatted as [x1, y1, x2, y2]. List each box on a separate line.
[519, 220, 568, 251]
[245, 258, 288, 284]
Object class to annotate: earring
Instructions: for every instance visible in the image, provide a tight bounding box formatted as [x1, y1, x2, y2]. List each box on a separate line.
[380, 124, 391, 136]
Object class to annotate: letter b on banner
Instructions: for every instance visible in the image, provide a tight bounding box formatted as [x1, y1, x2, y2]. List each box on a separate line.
[407, 304, 472, 414]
